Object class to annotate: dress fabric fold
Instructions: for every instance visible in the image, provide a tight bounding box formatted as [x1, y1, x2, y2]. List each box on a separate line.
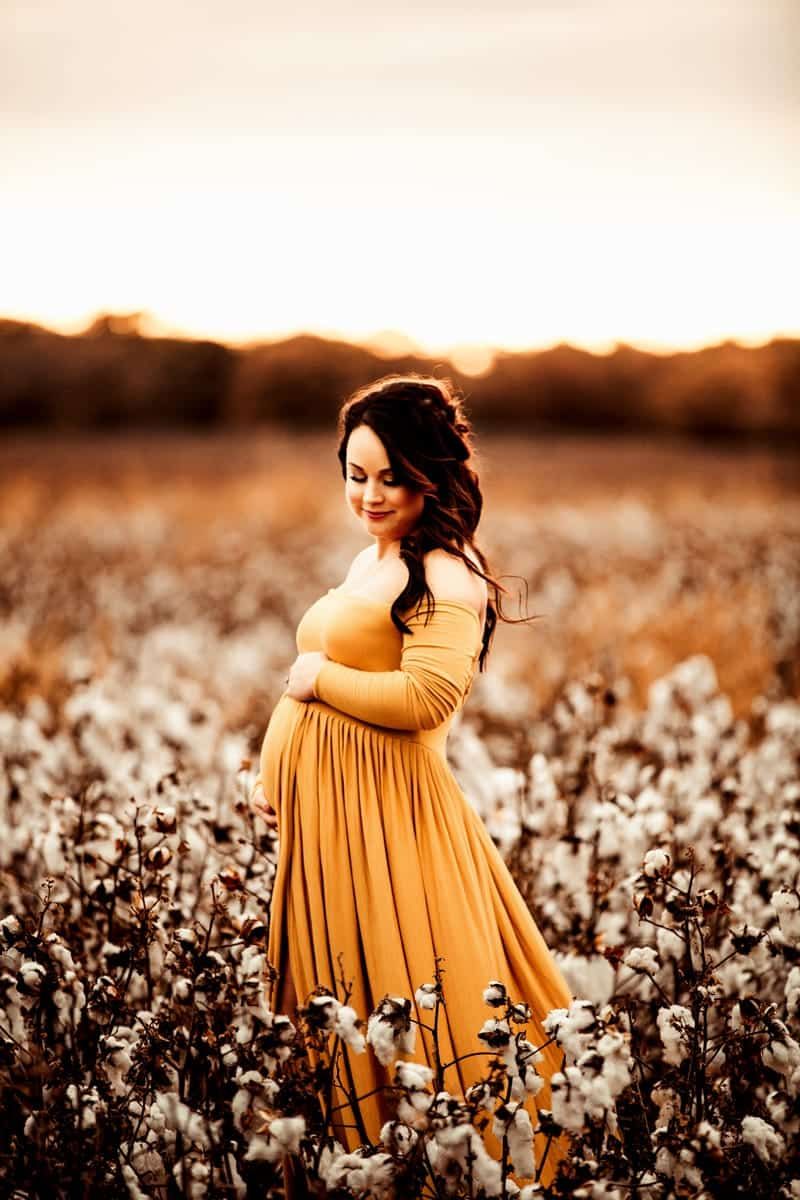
[259, 586, 574, 1189]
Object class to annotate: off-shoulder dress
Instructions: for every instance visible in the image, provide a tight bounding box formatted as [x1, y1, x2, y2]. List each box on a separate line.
[257, 584, 573, 1187]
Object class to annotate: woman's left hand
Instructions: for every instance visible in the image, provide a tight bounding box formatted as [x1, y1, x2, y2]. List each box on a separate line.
[285, 651, 329, 702]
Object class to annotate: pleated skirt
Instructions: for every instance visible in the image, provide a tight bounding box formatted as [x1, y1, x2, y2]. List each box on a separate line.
[260, 695, 574, 1190]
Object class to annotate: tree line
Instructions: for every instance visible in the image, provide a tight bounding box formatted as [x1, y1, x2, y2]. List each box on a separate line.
[1, 313, 797, 440]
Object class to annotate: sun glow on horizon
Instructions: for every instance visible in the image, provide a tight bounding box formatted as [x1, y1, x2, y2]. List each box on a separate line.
[5, 301, 798, 366]
[2, 3, 797, 358]
[3, 191, 797, 366]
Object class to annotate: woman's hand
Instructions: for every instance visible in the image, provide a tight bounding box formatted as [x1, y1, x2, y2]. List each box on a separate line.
[249, 779, 278, 831]
[285, 651, 329, 702]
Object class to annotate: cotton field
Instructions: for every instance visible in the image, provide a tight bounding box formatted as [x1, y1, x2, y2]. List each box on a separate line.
[1, 431, 799, 1199]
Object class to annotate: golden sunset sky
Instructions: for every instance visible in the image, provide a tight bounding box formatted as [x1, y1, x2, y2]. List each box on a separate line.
[1, 0, 797, 358]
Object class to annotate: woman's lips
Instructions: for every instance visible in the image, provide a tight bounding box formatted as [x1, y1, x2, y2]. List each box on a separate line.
[365, 510, 392, 520]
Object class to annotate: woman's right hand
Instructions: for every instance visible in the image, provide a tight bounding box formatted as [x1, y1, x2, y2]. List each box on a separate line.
[249, 779, 278, 831]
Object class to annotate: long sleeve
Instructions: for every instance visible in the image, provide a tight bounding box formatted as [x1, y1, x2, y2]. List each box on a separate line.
[312, 599, 481, 731]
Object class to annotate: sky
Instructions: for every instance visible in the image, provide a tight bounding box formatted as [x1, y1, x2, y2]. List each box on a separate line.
[1, 0, 798, 359]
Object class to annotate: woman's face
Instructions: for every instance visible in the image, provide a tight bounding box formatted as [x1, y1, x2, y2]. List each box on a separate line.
[345, 424, 425, 543]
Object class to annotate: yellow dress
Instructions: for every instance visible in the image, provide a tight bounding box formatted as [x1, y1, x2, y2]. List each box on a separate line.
[259, 584, 574, 1189]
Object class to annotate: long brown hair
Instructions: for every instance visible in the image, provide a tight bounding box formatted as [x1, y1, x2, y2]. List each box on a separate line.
[336, 372, 537, 671]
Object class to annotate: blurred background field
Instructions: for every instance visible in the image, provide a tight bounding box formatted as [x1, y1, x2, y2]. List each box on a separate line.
[2, 425, 797, 741]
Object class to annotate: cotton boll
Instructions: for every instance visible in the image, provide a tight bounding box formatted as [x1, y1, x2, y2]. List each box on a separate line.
[651, 1084, 679, 1130]
[762, 1022, 800, 1079]
[492, 1103, 536, 1180]
[305, 993, 342, 1034]
[449, 725, 501, 820]
[396, 1092, 434, 1129]
[555, 954, 616, 1008]
[522, 752, 568, 838]
[99, 1034, 133, 1095]
[550, 1066, 588, 1132]
[18, 961, 47, 994]
[65, 1083, 103, 1129]
[676, 793, 722, 842]
[366, 995, 416, 1061]
[765, 1090, 799, 1137]
[245, 1115, 305, 1164]
[394, 1059, 434, 1091]
[415, 982, 438, 1010]
[393, 1059, 435, 1129]
[323, 1149, 396, 1197]
[465, 1080, 498, 1113]
[771, 888, 800, 945]
[484, 980, 510, 1007]
[353, 1151, 396, 1198]
[507, 1001, 532, 1028]
[634, 790, 671, 841]
[623, 947, 660, 975]
[428, 1122, 503, 1198]
[242, 1134, 279, 1164]
[500, 1036, 545, 1101]
[543, 1000, 598, 1062]
[153, 1092, 219, 1151]
[367, 1008, 415, 1067]
[121, 1162, 155, 1200]
[478, 1016, 513, 1051]
[1, 915, 25, 945]
[128, 1142, 167, 1188]
[765, 701, 800, 739]
[332, 1004, 366, 1052]
[528, 751, 558, 806]
[594, 1032, 633, 1099]
[171, 1155, 210, 1200]
[741, 1115, 786, 1165]
[642, 848, 671, 878]
[380, 1119, 419, 1157]
[315, 1138, 350, 1188]
[656, 925, 686, 964]
[486, 796, 524, 856]
[786, 967, 800, 1019]
[231, 1071, 276, 1135]
[575, 800, 614, 857]
[657, 1005, 695, 1066]
[173, 977, 193, 1003]
[175, 927, 199, 951]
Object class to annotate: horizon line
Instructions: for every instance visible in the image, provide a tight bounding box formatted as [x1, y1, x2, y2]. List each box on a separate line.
[3, 310, 798, 365]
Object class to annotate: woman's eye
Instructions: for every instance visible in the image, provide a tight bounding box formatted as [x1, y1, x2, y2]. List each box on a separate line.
[350, 476, 399, 486]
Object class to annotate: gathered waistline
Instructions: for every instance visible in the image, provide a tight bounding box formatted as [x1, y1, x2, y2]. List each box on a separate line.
[279, 692, 451, 762]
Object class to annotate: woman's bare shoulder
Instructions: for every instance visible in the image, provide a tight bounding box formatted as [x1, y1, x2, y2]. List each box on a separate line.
[423, 547, 487, 614]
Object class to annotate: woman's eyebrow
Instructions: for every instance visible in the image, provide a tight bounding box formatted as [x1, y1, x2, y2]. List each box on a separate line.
[348, 462, 393, 473]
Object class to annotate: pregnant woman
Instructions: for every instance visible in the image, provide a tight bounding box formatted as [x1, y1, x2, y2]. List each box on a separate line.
[250, 374, 573, 1193]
